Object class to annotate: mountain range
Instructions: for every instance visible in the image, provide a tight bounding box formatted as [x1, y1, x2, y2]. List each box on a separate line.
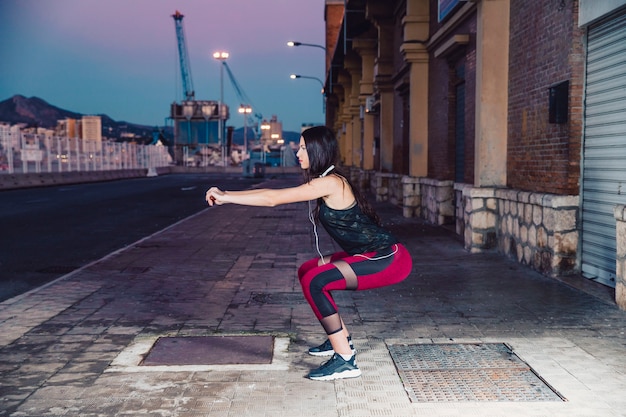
[0, 95, 300, 145]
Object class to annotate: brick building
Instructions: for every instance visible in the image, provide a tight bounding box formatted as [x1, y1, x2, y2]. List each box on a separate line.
[322, 0, 626, 309]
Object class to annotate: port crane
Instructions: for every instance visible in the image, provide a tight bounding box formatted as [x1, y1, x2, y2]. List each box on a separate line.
[169, 10, 224, 166]
[221, 61, 262, 138]
[172, 10, 195, 101]
[169, 9, 268, 166]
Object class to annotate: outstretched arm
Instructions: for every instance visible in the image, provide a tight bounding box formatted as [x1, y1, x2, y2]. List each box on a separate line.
[206, 178, 333, 207]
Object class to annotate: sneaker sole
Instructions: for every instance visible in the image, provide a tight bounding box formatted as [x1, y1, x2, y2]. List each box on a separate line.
[308, 350, 335, 357]
[308, 348, 356, 357]
[308, 368, 362, 381]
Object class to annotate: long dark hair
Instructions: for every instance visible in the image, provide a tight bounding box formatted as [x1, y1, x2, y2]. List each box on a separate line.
[301, 126, 381, 226]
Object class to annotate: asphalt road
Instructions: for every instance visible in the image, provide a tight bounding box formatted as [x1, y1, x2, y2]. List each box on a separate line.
[0, 173, 268, 302]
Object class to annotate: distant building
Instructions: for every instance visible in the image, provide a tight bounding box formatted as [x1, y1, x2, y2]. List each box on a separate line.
[81, 116, 101, 141]
[260, 115, 283, 149]
[55, 118, 79, 138]
[81, 115, 102, 153]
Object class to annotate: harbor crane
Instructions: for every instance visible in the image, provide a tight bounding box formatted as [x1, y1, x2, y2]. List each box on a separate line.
[172, 10, 195, 101]
[221, 62, 262, 138]
[169, 10, 224, 166]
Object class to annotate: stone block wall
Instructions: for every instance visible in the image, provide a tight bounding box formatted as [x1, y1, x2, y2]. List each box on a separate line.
[371, 173, 403, 205]
[454, 183, 469, 236]
[462, 187, 499, 253]
[402, 176, 421, 218]
[365, 167, 581, 280]
[420, 178, 454, 225]
[496, 190, 579, 276]
[459, 186, 580, 276]
[614, 205, 626, 310]
[370, 173, 454, 225]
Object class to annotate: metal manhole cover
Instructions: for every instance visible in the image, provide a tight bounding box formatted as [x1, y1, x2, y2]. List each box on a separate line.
[388, 343, 564, 402]
[141, 335, 274, 366]
[389, 343, 521, 370]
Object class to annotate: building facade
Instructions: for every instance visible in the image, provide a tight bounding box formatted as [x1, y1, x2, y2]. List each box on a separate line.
[323, 0, 626, 309]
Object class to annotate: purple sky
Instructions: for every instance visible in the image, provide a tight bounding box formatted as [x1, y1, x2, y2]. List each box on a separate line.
[0, 0, 326, 132]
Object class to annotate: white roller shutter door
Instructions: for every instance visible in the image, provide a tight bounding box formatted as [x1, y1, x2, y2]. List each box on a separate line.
[581, 9, 626, 287]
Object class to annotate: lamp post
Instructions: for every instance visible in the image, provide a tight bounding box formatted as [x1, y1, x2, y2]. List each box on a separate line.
[287, 41, 330, 93]
[290, 74, 326, 113]
[213, 51, 229, 166]
[238, 105, 252, 161]
[260, 121, 270, 164]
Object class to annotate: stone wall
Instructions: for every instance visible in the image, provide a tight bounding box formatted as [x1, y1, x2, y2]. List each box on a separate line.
[367, 168, 579, 278]
[496, 190, 579, 276]
[402, 176, 421, 218]
[462, 187, 499, 253]
[420, 178, 454, 225]
[370, 173, 453, 225]
[371, 173, 403, 206]
[459, 186, 579, 276]
[614, 205, 626, 310]
[366, 169, 620, 308]
[454, 184, 469, 236]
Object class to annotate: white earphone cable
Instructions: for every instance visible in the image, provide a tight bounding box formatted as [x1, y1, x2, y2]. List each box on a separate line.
[309, 200, 326, 264]
[354, 244, 399, 260]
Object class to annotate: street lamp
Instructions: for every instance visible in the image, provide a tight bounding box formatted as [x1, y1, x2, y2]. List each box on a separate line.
[213, 51, 229, 166]
[287, 41, 325, 51]
[290, 74, 326, 112]
[238, 105, 252, 160]
[287, 41, 331, 93]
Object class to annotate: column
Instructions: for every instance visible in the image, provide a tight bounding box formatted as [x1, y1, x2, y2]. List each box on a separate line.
[353, 38, 377, 170]
[344, 53, 363, 167]
[474, 0, 510, 186]
[400, 0, 430, 177]
[368, 0, 395, 172]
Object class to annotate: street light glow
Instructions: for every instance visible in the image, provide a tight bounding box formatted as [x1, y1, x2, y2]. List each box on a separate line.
[290, 74, 324, 91]
[213, 51, 229, 60]
[287, 40, 331, 93]
[286, 41, 324, 51]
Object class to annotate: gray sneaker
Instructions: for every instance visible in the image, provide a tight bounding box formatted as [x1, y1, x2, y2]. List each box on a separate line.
[308, 336, 355, 356]
[307, 353, 361, 381]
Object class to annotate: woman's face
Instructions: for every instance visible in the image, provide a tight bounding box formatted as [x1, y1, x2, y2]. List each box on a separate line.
[296, 136, 309, 169]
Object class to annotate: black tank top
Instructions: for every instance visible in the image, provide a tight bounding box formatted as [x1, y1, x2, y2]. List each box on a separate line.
[318, 201, 398, 255]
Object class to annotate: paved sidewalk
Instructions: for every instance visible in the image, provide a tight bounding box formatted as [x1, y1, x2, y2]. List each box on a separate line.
[1, 174, 625, 417]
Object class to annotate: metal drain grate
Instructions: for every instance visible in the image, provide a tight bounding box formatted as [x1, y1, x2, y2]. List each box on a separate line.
[388, 343, 564, 402]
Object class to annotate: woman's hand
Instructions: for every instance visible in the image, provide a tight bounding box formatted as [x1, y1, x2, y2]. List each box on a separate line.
[206, 187, 225, 206]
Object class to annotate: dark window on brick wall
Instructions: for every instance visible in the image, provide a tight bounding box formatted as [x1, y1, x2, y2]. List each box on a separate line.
[549, 81, 569, 124]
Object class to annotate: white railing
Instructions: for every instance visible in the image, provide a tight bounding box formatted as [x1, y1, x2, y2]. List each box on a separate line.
[0, 126, 172, 174]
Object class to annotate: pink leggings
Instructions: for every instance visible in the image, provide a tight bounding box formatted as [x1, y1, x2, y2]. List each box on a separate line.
[297, 243, 413, 335]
